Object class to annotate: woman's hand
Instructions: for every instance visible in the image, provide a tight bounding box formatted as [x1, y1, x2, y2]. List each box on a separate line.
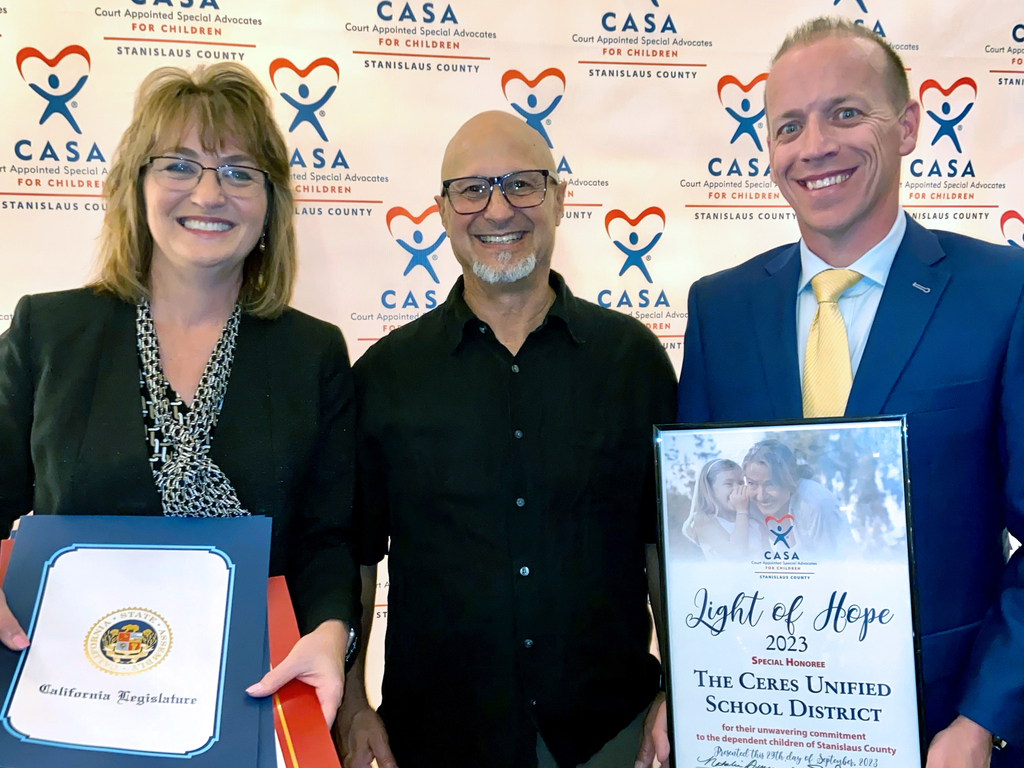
[0, 589, 29, 651]
[246, 618, 347, 727]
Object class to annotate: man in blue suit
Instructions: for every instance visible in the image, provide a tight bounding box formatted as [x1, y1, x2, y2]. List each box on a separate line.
[643, 17, 1021, 768]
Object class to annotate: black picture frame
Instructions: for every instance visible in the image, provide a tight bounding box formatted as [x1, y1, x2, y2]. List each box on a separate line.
[653, 416, 925, 768]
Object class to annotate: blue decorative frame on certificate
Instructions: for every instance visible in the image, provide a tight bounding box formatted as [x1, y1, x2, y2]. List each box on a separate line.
[654, 417, 926, 768]
[0, 515, 271, 768]
[1, 544, 235, 757]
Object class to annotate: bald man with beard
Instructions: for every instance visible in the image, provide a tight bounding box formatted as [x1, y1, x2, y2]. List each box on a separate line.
[335, 112, 676, 768]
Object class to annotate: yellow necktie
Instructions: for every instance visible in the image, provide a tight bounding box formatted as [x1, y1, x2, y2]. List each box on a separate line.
[802, 269, 863, 418]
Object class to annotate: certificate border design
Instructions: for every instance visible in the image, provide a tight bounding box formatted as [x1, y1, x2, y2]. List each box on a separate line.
[653, 415, 928, 768]
[0, 543, 236, 759]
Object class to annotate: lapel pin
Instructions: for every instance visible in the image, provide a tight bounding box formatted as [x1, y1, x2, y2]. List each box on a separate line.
[912, 282, 931, 294]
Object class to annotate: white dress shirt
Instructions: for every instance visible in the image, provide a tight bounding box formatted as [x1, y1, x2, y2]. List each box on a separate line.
[796, 210, 908, 389]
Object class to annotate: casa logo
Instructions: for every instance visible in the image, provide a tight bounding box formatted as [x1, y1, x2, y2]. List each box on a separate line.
[764, 513, 800, 560]
[910, 78, 977, 179]
[86, 608, 172, 675]
[708, 74, 770, 178]
[921, 78, 975, 152]
[17, 45, 90, 133]
[598, 207, 671, 308]
[502, 68, 565, 151]
[600, 0, 677, 34]
[270, 57, 350, 170]
[375, 1, 459, 24]
[1001, 210, 1023, 248]
[502, 68, 574, 175]
[829, 0, 886, 37]
[381, 204, 445, 308]
[14, 45, 107, 164]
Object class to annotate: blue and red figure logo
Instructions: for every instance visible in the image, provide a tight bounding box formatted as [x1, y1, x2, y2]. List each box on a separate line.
[765, 513, 796, 549]
[17, 45, 91, 134]
[920, 77, 977, 153]
[718, 74, 768, 151]
[269, 58, 340, 142]
[386, 205, 447, 284]
[1001, 210, 1023, 248]
[501, 68, 566, 149]
[605, 207, 666, 284]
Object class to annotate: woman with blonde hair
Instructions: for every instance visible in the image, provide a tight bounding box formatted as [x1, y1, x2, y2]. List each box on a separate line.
[0, 63, 358, 723]
[741, 439, 848, 557]
[682, 458, 765, 561]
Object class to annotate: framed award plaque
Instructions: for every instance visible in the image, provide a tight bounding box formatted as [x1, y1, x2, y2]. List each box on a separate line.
[655, 417, 925, 768]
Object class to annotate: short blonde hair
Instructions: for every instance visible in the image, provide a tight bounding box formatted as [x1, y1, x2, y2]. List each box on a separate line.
[94, 63, 295, 317]
[770, 17, 910, 111]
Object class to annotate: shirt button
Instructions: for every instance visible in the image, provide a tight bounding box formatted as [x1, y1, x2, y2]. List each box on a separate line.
[530, 698, 537, 707]
[516, 497, 525, 508]
[479, 325, 487, 334]
[514, 429, 524, 439]
[511, 364, 520, 373]
[524, 638, 534, 649]
[519, 566, 530, 576]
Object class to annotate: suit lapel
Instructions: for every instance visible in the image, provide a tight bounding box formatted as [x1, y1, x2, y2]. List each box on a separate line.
[76, 298, 160, 513]
[846, 218, 950, 416]
[750, 244, 803, 419]
[212, 314, 277, 515]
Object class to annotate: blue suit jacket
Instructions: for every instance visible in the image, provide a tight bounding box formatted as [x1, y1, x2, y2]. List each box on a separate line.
[677, 216, 1023, 753]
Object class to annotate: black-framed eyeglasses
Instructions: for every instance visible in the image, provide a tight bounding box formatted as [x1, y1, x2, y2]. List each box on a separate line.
[146, 156, 269, 199]
[442, 169, 555, 215]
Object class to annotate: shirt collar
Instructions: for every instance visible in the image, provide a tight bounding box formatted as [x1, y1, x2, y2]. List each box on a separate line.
[442, 270, 586, 354]
[798, 208, 907, 294]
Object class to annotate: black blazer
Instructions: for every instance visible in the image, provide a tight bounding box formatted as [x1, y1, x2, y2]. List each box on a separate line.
[0, 287, 359, 634]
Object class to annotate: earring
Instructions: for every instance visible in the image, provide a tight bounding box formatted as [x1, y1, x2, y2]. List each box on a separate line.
[259, 232, 266, 253]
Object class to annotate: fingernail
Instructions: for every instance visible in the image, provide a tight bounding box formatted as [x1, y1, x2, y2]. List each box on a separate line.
[12, 635, 29, 651]
[245, 684, 260, 696]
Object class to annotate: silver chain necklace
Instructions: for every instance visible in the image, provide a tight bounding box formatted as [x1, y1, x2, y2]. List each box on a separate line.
[137, 300, 249, 518]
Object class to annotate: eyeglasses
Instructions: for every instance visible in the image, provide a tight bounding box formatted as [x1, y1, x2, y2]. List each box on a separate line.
[146, 156, 269, 199]
[442, 169, 555, 215]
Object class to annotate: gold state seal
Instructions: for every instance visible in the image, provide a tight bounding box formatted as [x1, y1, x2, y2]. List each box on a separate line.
[85, 608, 172, 675]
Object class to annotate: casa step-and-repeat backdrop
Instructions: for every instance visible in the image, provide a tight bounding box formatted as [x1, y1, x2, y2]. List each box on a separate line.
[1, 0, 1022, 704]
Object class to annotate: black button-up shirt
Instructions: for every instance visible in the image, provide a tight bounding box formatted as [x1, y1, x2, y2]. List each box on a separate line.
[353, 272, 677, 768]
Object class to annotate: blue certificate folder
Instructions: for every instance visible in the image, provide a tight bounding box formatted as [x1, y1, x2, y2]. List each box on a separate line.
[257, 633, 276, 768]
[0, 515, 272, 768]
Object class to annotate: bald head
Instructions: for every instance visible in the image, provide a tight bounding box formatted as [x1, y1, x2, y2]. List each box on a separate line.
[434, 110, 566, 292]
[441, 111, 558, 182]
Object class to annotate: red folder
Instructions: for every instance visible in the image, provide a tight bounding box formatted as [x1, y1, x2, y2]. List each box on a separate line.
[266, 575, 342, 768]
[0, 540, 339, 768]
[0, 538, 11, 584]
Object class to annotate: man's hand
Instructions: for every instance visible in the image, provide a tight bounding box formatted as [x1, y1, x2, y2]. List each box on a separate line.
[0, 589, 29, 651]
[635, 692, 669, 768]
[926, 716, 993, 768]
[334, 696, 398, 768]
[246, 619, 347, 728]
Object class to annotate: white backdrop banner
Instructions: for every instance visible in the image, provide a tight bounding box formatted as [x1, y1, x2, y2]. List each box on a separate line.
[1, 0, 1022, 706]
